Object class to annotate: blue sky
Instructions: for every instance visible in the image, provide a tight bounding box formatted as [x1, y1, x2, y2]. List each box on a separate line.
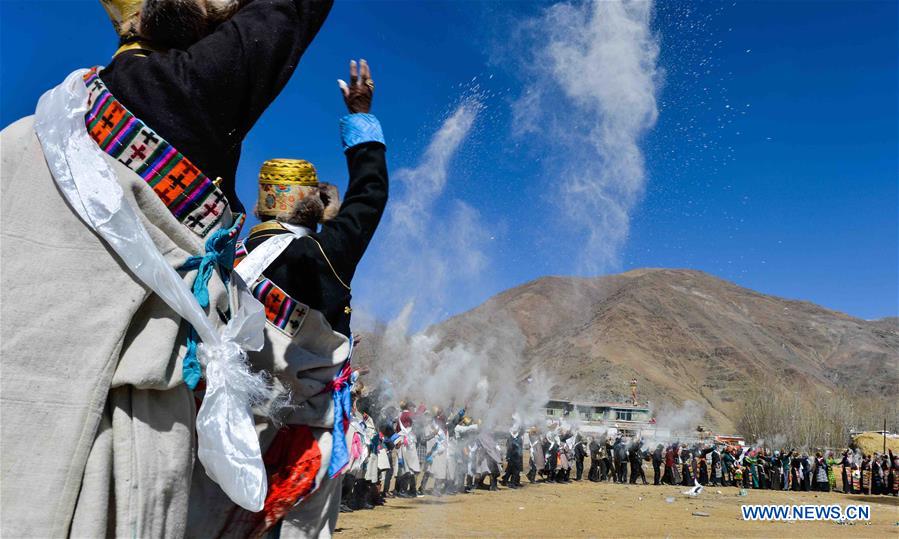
[2, 0, 896, 322]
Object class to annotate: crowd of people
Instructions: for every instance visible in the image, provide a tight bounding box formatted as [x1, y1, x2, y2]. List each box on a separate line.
[337, 394, 899, 513]
[643, 444, 899, 495]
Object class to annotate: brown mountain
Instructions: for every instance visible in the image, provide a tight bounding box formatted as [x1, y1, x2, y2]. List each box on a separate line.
[405, 269, 899, 432]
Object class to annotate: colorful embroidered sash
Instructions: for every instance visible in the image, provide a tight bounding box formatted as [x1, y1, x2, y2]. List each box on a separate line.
[234, 242, 309, 337]
[82, 67, 229, 237]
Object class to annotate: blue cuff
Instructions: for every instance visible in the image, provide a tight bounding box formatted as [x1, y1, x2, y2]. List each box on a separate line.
[339, 113, 385, 151]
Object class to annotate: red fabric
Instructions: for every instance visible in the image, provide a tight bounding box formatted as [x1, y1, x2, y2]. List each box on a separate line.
[323, 362, 353, 393]
[220, 363, 350, 537]
[240, 425, 322, 538]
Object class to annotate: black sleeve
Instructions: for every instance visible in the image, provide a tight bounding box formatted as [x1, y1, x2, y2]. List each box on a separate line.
[315, 141, 389, 281]
[153, 0, 332, 140]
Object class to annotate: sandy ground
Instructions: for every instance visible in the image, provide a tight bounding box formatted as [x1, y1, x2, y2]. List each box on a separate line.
[334, 480, 898, 538]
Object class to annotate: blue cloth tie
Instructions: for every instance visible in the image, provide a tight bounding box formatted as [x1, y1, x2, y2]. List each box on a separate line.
[182, 327, 201, 389]
[177, 219, 241, 389]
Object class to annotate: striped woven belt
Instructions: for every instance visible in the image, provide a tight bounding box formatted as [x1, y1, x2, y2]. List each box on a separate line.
[82, 67, 229, 238]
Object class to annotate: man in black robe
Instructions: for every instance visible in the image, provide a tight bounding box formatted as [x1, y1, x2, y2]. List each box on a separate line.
[871, 454, 884, 495]
[651, 444, 664, 485]
[241, 59, 386, 337]
[218, 58, 387, 536]
[544, 435, 558, 482]
[501, 428, 524, 488]
[628, 442, 647, 484]
[573, 436, 587, 481]
[840, 450, 852, 493]
[613, 437, 628, 483]
[681, 449, 694, 486]
[588, 437, 601, 481]
[602, 439, 614, 481]
[100, 0, 333, 214]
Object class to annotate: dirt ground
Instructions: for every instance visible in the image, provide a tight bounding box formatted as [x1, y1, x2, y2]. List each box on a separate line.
[334, 480, 898, 538]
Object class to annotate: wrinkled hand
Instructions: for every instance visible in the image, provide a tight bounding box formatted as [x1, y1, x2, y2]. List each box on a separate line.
[338, 59, 373, 114]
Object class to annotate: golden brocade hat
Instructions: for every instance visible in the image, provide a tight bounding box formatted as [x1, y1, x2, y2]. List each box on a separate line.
[259, 159, 319, 187]
[100, 0, 144, 37]
[257, 158, 320, 219]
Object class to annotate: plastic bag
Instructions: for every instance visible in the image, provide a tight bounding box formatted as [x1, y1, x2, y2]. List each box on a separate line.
[195, 277, 268, 511]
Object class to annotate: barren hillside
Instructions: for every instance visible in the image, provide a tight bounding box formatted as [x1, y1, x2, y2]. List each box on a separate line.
[356, 269, 899, 432]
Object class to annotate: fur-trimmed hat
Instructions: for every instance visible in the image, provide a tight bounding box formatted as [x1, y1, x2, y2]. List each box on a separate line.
[256, 158, 342, 226]
[100, 0, 144, 37]
[256, 158, 320, 219]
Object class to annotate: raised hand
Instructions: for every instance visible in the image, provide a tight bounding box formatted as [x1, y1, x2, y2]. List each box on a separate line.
[338, 59, 374, 114]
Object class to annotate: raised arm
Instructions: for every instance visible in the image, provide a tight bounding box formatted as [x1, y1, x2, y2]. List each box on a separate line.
[318, 59, 388, 281]
[148, 0, 332, 139]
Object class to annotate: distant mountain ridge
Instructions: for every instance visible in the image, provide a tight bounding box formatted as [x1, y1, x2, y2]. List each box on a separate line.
[408, 269, 899, 432]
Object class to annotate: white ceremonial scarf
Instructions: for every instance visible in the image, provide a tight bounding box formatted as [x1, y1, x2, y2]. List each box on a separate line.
[234, 223, 311, 285]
